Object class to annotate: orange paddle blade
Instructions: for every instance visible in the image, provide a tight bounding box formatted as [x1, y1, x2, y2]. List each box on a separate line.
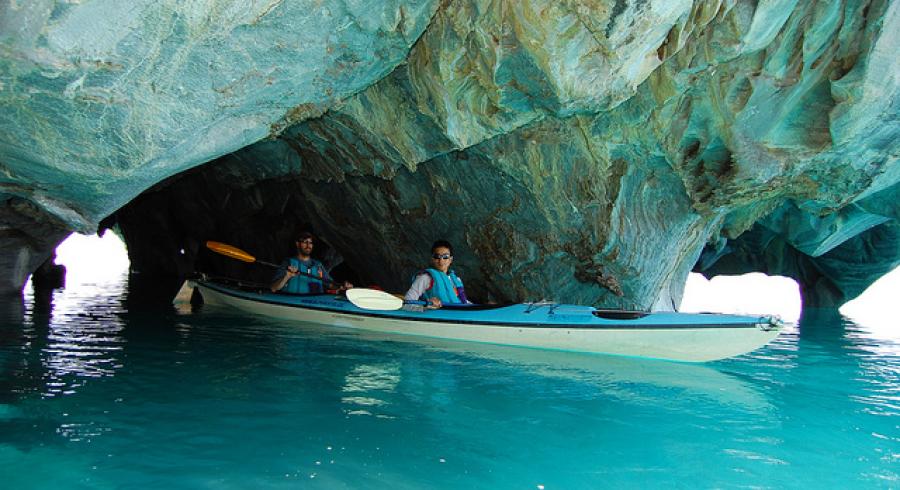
[206, 241, 256, 263]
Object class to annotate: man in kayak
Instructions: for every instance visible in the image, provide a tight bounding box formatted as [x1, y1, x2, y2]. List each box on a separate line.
[270, 231, 352, 294]
[404, 239, 470, 308]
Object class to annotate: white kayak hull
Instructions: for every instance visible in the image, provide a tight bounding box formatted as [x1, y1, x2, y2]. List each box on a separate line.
[189, 281, 782, 363]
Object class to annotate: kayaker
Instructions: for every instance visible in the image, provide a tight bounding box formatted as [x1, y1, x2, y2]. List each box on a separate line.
[270, 231, 352, 294]
[404, 239, 470, 309]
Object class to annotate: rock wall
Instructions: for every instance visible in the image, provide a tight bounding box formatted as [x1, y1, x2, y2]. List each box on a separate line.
[3, 0, 900, 310]
[0, 0, 439, 294]
[0, 198, 70, 294]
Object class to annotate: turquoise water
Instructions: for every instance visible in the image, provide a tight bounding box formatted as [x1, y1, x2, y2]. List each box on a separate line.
[1, 275, 898, 489]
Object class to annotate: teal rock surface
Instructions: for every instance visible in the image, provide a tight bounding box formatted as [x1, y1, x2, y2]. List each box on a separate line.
[0, 0, 439, 291]
[2, 1, 899, 310]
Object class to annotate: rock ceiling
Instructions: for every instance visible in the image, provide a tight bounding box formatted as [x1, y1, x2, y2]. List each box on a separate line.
[1, 0, 898, 309]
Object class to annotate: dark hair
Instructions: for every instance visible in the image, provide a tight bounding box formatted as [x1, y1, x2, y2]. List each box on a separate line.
[431, 239, 453, 255]
[297, 231, 314, 242]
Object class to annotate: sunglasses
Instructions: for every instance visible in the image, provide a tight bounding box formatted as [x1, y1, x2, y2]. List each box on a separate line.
[432, 253, 452, 260]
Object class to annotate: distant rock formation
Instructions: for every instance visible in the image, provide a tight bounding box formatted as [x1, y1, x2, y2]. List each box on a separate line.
[32, 251, 66, 291]
[2, 1, 899, 310]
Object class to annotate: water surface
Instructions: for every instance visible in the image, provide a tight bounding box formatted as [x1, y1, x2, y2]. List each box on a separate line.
[0, 274, 897, 488]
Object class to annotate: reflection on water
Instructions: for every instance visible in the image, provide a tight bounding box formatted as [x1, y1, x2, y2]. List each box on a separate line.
[342, 362, 401, 418]
[18, 278, 127, 398]
[322, 327, 775, 413]
[0, 294, 25, 325]
[793, 309, 900, 420]
[0, 273, 897, 488]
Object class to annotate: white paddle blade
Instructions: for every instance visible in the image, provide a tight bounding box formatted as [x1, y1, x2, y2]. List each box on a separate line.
[346, 288, 404, 311]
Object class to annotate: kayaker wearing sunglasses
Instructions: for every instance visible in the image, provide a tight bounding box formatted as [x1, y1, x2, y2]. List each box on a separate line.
[404, 239, 470, 309]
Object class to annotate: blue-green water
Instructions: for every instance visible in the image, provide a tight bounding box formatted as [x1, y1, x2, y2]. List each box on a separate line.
[1, 275, 897, 489]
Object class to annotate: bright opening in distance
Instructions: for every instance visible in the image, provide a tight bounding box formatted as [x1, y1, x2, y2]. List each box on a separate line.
[680, 273, 802, 323]
[55, 232, 130, 285]
[50, 233, 896, 330]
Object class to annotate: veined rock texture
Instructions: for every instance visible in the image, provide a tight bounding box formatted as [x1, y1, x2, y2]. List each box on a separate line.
[2, 0, 899, 311]
[0, 0, 440, 292]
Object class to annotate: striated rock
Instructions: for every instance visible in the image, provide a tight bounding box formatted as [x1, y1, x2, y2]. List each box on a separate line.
[0, 0, 439, 293]
[0, 197, 70, 294]
[2, 0, 900, 310]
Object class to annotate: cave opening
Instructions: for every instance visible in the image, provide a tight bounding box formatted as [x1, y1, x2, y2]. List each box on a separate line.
[55, 232, 130, 284]
[41, 232, 900, 333]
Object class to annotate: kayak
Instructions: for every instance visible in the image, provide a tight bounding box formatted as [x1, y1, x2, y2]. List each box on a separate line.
[182, 280, 783, 363]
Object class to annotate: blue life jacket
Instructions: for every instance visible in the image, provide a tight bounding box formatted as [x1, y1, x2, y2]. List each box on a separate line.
[281, 258, 326, 294]
[417, 268, 464, 304]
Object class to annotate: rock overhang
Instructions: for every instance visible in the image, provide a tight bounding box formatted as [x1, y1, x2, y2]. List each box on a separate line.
[1, 0, 898, 310]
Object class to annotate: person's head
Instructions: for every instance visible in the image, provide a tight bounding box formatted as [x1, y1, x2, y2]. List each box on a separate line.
[430, 239, 453, 273]
[295, 231, 315, 258]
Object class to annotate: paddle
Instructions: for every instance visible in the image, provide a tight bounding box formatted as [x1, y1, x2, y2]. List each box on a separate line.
[346, 288, 427, 311]
[205, 240, 324, 281]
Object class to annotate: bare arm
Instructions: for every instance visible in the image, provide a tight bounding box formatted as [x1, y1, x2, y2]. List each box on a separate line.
[270, 264, 298, 292]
